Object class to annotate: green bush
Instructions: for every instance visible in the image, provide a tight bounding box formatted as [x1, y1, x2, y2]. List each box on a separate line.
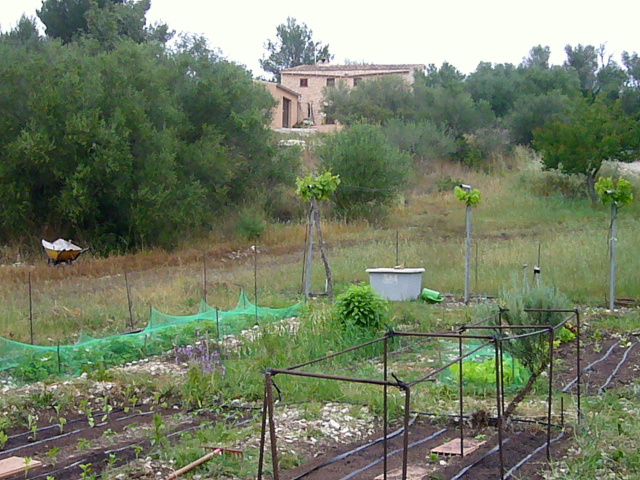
[382, 119, 458, 162]
[518, 165, 587, 198]
[334, 284, 389, 330]
[235, 206, 266, 241]
[318, 124, 411, 219]
[496, 281, 572, 375]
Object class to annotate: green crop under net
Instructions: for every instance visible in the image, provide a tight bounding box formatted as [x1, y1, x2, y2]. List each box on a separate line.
[0, 290, 302, 384]
[438, 341, 528, 391]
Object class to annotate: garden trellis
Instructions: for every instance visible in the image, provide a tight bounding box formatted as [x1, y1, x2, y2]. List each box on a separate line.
[258, 306, 581, 480]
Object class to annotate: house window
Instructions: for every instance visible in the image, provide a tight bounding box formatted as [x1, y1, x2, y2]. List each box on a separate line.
[300, 78, 308, 87]
[353, 77, 362, 87]
[326, 78, 335, 87]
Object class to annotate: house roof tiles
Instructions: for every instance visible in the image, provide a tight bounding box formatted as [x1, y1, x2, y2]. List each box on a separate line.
[282, 64, 425, 76]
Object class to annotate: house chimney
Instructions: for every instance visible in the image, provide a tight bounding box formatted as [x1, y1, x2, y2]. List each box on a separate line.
[316, 58, 329, 65]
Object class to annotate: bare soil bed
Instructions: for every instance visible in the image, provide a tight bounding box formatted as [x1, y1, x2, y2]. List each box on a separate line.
[271, 333, 640, 480]
[2, 327, 639, 480]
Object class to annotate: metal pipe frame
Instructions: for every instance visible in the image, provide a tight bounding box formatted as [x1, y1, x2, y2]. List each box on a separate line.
[546, 327, 554, 461]
[286, 336, 388, 371]
[406, 340, 494, 388]
[494, 338, 505, 480]
[257, 307, 580, 479]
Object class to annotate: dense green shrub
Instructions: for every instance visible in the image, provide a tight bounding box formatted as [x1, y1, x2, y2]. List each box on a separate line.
[518, 163, 587, 198]
[334, 284, 389, 330]
[382, 119, 458, 162]
[235, 206, 266, 241]
[477, 281, 572, 416]
[497, 281, 572, 375]
[318, 124, 411, 219]
[0, 29, 284, 249]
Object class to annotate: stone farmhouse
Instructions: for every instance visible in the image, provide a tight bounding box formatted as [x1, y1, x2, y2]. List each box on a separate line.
[279, 61, 426, 127]
[256, 80, 303, 129]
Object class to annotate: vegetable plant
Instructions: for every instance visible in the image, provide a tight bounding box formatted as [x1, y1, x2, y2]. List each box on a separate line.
[334, 284, 389, 330]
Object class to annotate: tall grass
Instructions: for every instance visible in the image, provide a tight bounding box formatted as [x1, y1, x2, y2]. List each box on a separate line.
[2, 159, 639, 343]
[547, 381, 640, 480]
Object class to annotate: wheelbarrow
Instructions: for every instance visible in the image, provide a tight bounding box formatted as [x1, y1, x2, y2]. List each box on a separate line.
[41, 238, 90, 265]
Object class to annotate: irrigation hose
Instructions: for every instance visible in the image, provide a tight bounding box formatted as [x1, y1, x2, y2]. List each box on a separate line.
[562, 339, 621, 392]
[598, 341, 637, 393]
[289, 417, 418, 480]
[504, 431, 565, 479]
[25, 414, 252, 480]
[337, 428, 448, 480]
[2, 409, 156, 452]
[448, 438, 512, 480]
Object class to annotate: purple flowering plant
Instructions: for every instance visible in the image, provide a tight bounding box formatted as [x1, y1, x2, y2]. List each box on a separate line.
[173, 329, 225, 375]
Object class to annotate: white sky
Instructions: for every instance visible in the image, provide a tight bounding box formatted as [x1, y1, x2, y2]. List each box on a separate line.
[3, 0, 640, 77]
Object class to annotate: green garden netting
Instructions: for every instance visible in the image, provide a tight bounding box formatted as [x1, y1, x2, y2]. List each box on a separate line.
[438, 341, 528, 390]
[0, 290, 302, 383]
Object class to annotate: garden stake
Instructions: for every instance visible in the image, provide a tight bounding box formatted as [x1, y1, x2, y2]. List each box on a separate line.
[576, 308, 582, 423]
[28, 272, 34, 345]
[266, 372, 280, 480]
[202, 249, 207, 303]
[494, 338, 505, 480]
[395, 229, 399, 266]
[458, 335, 464, 457]
[547, 326, 555, 461]
[257, 380, 269, 480]
[465, 199, 471, 304]
[215, 308, 220, 340]
[560, 396, 564, 427]
[303, 205, 314, 298]
[499, 339, 506, 418]
[254, 244, 259, 326]
[383, 335, 388, 480]
[609, 201, 618, 311]
[57, 342, 61, 373]
[475, 241, 479, 293]
[401, 384, 411, 480]
[299, 206, 308, 295]
[124, 267, 134, 330]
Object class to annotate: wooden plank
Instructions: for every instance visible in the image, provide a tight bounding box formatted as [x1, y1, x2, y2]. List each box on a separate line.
[0, 456, 42, 478]
[431, 438, 486, 457]
[374, 465, 429, 480]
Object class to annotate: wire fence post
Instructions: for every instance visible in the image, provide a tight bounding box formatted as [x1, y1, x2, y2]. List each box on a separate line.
[303, 207, 314, 298]
[547, 326, 555, 461]
[383, 334, 389, 480]
[254, 244, 259, 325]
[495, 337, 505, 480]
[28, 272, 34, 345]
[458, 334, 464, 457]
[124, 268, 134, 330]
[609, 202, 618, 311]
[465, 203, 472, 304]
[202, 249, 207, 303]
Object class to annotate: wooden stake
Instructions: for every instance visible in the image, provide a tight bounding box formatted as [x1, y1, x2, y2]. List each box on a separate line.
[28, 272, 34, 345]
[124, 268, 134, 330]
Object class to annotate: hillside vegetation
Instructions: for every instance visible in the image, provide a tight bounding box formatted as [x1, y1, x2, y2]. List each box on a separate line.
[1, 158, 638, 344]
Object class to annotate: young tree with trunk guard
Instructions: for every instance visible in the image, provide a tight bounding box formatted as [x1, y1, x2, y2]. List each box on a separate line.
[296, 171, 340, 301]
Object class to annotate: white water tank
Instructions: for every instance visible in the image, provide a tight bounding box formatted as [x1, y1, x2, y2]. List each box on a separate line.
[366, 267, 425, 301]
